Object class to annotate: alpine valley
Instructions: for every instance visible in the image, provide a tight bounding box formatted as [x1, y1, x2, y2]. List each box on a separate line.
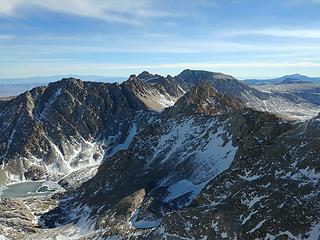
[0, 69, 320, 240]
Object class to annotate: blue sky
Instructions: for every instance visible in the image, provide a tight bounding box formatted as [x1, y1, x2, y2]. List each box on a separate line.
[0, 0, 320, 79]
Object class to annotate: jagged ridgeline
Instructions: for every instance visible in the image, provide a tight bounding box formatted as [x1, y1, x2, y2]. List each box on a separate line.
[0, 69, 320, 239]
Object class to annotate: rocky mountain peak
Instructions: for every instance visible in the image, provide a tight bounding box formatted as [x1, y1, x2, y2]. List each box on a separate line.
[174, 69, 253, 100]
[177, 69, 235, 83]
[277, 77, 311, 85]
[166, 80, 245, 116]
[54, 77, 82, 86]
[128, 74, 139, 82]
[45, 77, 86, 96]
[137, 71, 161, 81]
[0, 76, 149, 181]
[122, 74, 149, 94]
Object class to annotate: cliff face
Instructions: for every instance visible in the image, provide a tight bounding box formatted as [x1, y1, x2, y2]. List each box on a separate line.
[0, 78, 147, 181]
[121, 74, 185, 110]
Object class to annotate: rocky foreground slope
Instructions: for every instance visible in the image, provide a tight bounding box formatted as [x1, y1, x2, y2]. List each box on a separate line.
[156, 113, 320, 239]
[0, 70, 319, 239]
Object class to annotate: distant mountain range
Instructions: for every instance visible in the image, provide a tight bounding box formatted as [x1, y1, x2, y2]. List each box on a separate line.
[243, 73, 320, 85]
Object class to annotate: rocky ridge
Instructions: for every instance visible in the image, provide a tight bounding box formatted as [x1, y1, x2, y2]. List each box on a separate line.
[0, 78, 147, 182]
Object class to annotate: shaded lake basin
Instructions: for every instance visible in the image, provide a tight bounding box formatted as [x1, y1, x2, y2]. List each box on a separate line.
[0, 181, 59, 198]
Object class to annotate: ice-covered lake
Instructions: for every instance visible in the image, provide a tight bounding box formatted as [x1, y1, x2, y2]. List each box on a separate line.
[0, 181, 59, 198]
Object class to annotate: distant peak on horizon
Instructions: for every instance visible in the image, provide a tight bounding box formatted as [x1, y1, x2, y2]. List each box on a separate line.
[242, 73, 320, 85]
[282, 73, 307, 78]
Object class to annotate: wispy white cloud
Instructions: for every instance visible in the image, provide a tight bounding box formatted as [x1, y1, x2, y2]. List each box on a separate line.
[0, 0, 19, 16]
[0, 57, 72, 62]
[0, 0, 172, 25]
[0, 34, 14, 40]
[76, 61, 320, 69]
[2, 38, 320, 55]
[224, 28, 320, 39]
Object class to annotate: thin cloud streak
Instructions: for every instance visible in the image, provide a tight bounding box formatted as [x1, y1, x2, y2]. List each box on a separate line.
[1, 61, 320, 78]
[0, 34, 14, 40]
[4, 61, 320, 70]
[72, 61, 320, 69]
[0, 0, 174, 25]
[2, 40, 320, 54]
[224, 29, 320, 39]
[0, 57, 73, 62]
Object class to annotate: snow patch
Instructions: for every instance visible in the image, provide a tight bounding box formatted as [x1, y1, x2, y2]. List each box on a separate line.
[248, 219, 267, 233]
[306, 222, 320, 240]
[239, 170, 261, 181]
[164, 179, 205, 204]
[242, 195, 266, 209]
[130, 209, 161, 229]
[106, 123, 137, 158]
[240, 210, 258, 225]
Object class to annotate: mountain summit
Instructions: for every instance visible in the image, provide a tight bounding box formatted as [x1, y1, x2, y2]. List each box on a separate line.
[167, 81, 245, 116]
